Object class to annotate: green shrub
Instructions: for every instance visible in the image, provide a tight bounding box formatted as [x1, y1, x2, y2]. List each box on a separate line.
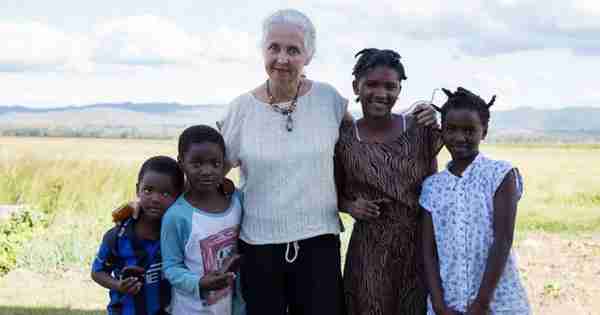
[0, 209, 46, 274]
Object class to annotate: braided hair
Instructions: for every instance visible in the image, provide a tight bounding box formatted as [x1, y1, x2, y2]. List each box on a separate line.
[352, 48, 407, 81]
[433, 87, 496, 128]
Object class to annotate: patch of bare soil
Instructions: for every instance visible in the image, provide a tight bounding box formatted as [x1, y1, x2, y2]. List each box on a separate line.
[0, 232, 598, 314]
[516, 232, 600, 315]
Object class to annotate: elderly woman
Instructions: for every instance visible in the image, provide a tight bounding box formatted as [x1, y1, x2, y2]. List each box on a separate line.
[219, 9, 436, 315]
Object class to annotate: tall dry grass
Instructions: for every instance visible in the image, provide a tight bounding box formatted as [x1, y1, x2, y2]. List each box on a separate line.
[0, 137, 599, 274]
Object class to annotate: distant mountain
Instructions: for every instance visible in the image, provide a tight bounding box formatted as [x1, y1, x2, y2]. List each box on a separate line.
[1, 103, 599, 141]
[492, 107, 600, 131]
[0, 102, 221, 115]
[350, 106, 600, 132]
[0, 102, 227, 139]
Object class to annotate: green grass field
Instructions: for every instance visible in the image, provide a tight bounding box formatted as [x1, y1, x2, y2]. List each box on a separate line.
[0, 136, 599, 314]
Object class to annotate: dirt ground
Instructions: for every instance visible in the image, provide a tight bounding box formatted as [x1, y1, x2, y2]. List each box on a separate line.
[517, 232, 600, 315]
[0, 232, 598, 314]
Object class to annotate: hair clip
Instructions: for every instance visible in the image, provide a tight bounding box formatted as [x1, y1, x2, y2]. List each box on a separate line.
[442, 88, 454, 98]
[487, 95, 497, 108]
[401, 87, 444, 115]
[429, 88, 443, 112]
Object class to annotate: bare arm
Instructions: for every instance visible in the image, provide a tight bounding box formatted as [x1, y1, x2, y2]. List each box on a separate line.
[91, 270, 120, 290]
[422, 211, 448, 313]
[467, 170, 519, 314]
[91, 271, 142, 295]
[342, 110, 353, 124]
[333, 140, 357, 214]
[334, 134, 381, 220]
[333, 145, 348, 212]
[422, 211, 462, 315]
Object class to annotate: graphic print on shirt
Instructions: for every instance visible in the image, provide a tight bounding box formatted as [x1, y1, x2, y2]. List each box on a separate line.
[199, 226, 239, 305]
[145, 261, 162, 284]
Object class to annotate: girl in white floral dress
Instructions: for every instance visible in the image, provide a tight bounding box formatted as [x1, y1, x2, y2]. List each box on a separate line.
[419, 87, 530, 315]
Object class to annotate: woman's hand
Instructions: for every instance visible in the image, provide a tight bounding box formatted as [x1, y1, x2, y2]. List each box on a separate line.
[465, 299, 489, 315]
[346, 198, 389, 221]
[413, 102, 439, 128]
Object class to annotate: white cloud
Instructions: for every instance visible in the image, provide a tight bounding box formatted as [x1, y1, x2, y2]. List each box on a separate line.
[93, 15, 201, 66]
[0, 2, 599, 108]
[0, 21, 89, 72]
[0, 15, 260, 74]
[92, 15, 259, 67]
[320, 0, 600, 57]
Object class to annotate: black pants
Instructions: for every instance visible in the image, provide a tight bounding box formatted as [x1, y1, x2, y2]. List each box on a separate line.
[239, 234, 346, 315]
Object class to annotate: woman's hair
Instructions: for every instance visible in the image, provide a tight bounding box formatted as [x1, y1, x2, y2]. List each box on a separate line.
[352, 48, 407, 81]
[436, 87, 496, 127]
[261, 9, 316, 61]
[178, 125, 226, 158]
[138, 156, 185, 193]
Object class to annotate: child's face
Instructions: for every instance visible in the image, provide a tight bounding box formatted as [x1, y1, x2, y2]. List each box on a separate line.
[353, 66, 401, 119]
[136, 170, 179, 221]
[179, 142, 225, 193]
[442, 108, 487, 161]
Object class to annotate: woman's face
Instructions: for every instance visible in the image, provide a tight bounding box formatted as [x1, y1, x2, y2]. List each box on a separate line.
[263, 23, 310, 84]
[353, 66, 402, 119]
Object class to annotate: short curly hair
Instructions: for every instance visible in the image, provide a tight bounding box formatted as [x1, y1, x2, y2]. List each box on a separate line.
[178, 125, 226, 158]
[138, 155, 185, 193]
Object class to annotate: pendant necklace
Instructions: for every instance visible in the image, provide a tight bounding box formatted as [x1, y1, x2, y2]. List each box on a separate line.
[266, 79, 302, 132]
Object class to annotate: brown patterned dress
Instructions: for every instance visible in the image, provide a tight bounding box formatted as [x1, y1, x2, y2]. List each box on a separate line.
[334, 117, 442, 315]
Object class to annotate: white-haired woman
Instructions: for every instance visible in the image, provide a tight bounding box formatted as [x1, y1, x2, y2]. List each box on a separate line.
[219, 9, 436, 315]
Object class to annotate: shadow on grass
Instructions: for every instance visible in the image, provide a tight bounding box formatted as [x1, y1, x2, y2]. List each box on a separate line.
[0, 306, 104, 315]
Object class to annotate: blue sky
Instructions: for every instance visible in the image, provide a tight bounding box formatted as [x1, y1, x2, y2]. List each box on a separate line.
[1, 0, 599, 110]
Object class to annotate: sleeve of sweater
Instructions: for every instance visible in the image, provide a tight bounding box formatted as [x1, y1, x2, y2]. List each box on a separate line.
[219, 94, 247, 168]
[160, 204, 201, 298]
[326, 82, 349, 124]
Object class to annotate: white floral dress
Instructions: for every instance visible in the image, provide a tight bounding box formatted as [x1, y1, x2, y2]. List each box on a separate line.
[419, 154, 530, 314]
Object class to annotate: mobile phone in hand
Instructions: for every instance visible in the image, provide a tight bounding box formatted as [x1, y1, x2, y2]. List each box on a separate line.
[121, 265, 145, 282]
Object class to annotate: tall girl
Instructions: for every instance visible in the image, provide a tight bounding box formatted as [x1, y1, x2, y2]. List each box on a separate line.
[335, 48, 442, 315]
[420, 87, 530, 315]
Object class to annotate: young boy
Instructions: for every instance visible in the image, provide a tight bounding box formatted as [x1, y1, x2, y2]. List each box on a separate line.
[161, 125, 243, 315]
[92, 156, 185, 315]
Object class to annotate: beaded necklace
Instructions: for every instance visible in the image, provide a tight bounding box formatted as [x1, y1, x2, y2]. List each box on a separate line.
[266, 79, 302, 132]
